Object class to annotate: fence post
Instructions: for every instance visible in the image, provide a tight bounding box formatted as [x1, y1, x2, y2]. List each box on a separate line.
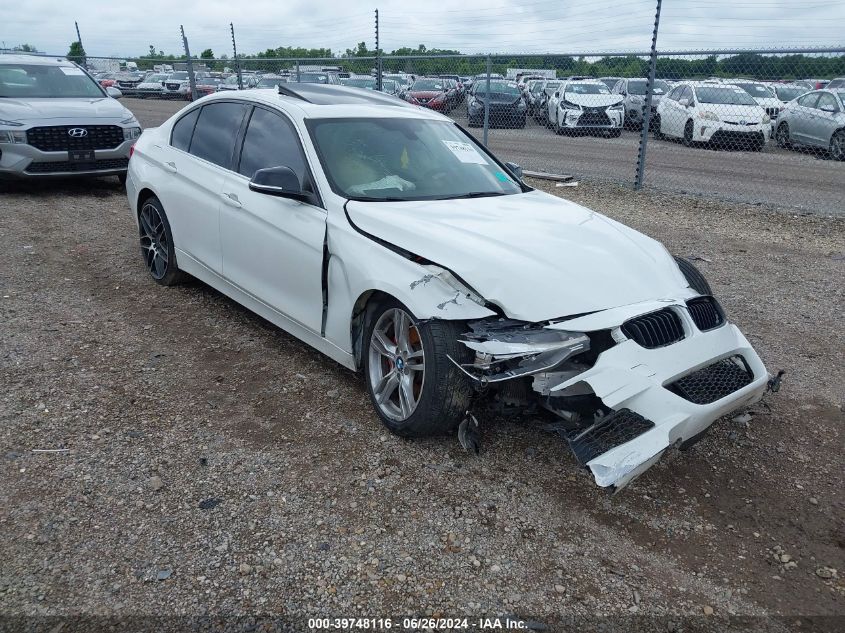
[375, 9, 382, 91]
[634, 0, 663, 190]
[74, 21, 87, 70]
[296, 60, 301, 82]
[180, 25, 198, 102]
[483, 54, 491, 147]
[230, 22, 243, 90]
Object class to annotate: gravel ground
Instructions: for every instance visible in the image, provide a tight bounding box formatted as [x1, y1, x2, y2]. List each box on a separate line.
[0, 173, 843, 632]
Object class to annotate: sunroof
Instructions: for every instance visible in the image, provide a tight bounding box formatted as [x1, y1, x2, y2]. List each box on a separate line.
[277, 83, 414, 108]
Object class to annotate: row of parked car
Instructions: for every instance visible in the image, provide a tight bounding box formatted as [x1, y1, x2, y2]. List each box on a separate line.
[410, 73, 844, 159]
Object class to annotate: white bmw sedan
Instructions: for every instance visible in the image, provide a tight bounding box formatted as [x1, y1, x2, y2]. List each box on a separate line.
[126, 85, 769, 490]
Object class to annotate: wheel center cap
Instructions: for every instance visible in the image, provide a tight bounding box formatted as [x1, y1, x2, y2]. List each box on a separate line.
[395, 357, 405, 371]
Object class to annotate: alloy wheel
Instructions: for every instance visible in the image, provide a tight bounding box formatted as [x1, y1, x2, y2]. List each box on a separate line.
[776, 123, 790, 148]
[139, 202, 169, 280]
[368, 308, 426, 421]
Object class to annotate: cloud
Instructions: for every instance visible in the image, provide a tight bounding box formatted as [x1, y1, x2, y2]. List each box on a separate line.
[1, 0, 842, 58]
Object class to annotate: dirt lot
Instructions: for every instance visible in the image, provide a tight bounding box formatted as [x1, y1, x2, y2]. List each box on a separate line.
[0, 167, 843, 630]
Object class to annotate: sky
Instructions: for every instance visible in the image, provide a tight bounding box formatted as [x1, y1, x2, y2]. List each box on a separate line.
[1, 0, 843, 59]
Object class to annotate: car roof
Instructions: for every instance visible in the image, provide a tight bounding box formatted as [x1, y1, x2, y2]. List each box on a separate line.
[0, 54, 75, 66]
[200, 87, 450, 122]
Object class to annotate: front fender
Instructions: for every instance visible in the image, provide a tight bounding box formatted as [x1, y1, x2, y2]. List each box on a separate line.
[323, 220, 496, 355]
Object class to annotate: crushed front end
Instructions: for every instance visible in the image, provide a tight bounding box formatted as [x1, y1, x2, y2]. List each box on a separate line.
[452, 296, 769, 490]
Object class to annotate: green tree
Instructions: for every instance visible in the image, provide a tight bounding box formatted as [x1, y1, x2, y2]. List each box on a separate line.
[67, 41, 86, 65]
[14, 43, 39, 52]
[200, 48, 214, 59]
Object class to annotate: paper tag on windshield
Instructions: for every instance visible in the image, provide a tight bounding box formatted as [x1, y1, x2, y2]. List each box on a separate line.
[60, 67, 85, 76]
[442, 140, 487, 164]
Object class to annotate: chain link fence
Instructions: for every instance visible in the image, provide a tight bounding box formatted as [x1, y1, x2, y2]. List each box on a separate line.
[7, 47, 844, 213]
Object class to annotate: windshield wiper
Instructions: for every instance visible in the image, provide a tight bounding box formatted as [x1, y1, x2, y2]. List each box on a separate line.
[445, 191, 508, 199]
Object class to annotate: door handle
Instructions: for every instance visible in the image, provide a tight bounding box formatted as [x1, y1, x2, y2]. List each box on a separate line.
[221, 192, 242, 209]
[164, 161, 177, 173]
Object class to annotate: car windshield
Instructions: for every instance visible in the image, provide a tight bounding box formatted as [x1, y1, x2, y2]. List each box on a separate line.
[734, 83, 774, 98]
[835, 91, 845, 104]
[0, 63, 105, 98]
[169, 72, 189, 80]
[381, 80, 397, 91]
[146, 74, 166, 82]
[775, 86, 806, 101]
[695, 86, 758, 105]
[343, 78, 377, 89]
[412, 79, 444, 91]
[566, 83, 611, 95]
[258, 77, 285, 87]
[627, 79, 669, 95]
[474, 81, 520, 97]
[309, 118, 522, 201]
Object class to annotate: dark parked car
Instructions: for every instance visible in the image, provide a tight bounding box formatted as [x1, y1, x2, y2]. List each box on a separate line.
[466, 80, 527, 128]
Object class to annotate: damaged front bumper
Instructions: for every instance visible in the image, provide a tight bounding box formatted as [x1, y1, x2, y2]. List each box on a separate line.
[455, 299, 768, 490]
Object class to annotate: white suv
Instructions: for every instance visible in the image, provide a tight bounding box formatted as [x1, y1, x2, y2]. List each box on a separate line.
[125, 84, 768, 490]
[0, 54, 141, 181]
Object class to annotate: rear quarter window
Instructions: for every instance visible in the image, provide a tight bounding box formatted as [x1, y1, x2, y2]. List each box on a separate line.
[170, 108, 200, 152]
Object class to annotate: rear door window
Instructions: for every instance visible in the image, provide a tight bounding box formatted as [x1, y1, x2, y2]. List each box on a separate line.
[170, 108, 200, 152]
[797, 93, 821, 109]
[189, 102, 249, 169]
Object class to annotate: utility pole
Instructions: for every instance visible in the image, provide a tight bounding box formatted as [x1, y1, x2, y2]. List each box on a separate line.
[634, 0, 662, 191]
[230, 22, 243, 89]
[74, 21, 87, 69]
[375, 9, 382, 91]
[180, 25, 199, 102]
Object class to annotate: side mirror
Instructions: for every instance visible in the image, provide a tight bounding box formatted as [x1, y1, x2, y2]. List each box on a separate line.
[505, 161, 523, 179]
[249, 166, 310, 202]
[106, 86, 123, 99]
[678, 97, 690, 107]
[554, 91, 560, 98]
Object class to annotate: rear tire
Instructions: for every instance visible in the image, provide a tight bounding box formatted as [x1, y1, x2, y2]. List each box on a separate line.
[652, 115, 663, 139]
[674, 256, 712, 296]
[138, 195, 186, 287]
[363, 297, 473, 438]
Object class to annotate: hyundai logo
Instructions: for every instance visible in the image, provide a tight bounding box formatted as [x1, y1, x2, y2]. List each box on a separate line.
[739, 120, 747, 126]
[68, 128, 88, 138]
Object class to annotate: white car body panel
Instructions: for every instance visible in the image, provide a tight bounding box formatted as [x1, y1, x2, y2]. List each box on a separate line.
[126, 89, 768, 491]
[346, 192, 686, 322]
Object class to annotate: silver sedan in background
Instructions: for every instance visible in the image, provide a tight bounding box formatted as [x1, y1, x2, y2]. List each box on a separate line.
[775, 89, 845, 160]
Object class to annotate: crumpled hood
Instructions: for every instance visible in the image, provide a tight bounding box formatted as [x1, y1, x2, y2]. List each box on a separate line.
[0, 97, 130, 122]
[346, 190, 688, 322]
[565, 93, 623, 108]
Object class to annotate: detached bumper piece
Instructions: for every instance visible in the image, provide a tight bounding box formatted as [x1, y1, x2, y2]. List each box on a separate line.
[668, 355, 754, 405]
[565, 409, 654, 466]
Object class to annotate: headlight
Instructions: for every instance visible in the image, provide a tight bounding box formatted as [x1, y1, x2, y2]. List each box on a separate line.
[517, 101, 526, 110]
[0, 119, 24, 127]
[698, 111, 720, 121]
[608, 104, 624, 111]
[762, 114, 771, 124]
[0, 130, 27, 144]
[630, 96, 644, 104]
[561, 99, 581, 110]
[121, 115, 139, 125]
[123, 127, 142, 140]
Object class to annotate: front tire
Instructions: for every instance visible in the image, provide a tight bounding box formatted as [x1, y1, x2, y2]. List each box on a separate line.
[775, 122, 791, 149]
[363, 298, 473, 437]
[682, 120, 694, 147]
[138, 195, 186, 286]
[830, 130, 845, 161]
